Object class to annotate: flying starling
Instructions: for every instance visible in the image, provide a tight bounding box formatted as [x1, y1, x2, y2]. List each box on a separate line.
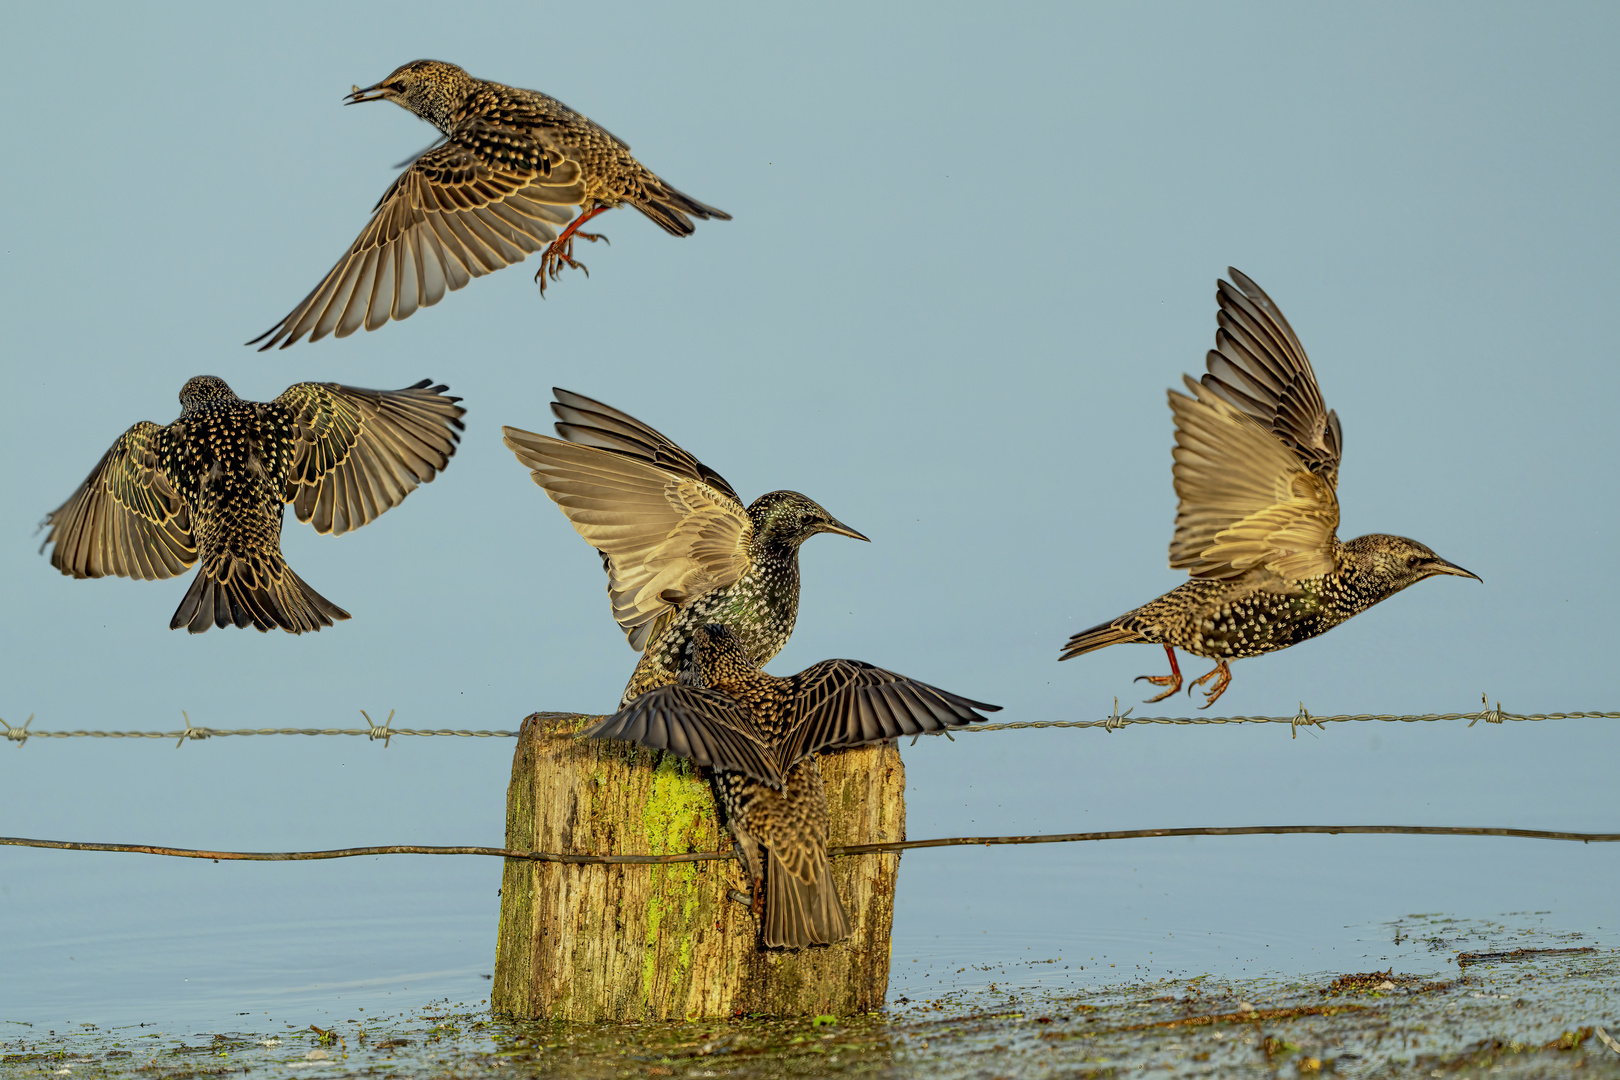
[1060, 269, 1479, 708]
[587, 623, 999, 948]
[250, 59, 730, 349]
[41, 376, 464, 633]
[504, 389, 869, 706]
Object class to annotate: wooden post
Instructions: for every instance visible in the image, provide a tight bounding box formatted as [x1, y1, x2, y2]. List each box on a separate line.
[491, 713, 904, 1021]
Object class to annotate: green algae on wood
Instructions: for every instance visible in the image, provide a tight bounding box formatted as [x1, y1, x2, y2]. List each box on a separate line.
[492, 712, 904, 1021]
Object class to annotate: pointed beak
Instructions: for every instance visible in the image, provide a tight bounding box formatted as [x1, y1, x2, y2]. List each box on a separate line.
[818, 516, 870, 542]
[1426, 557, 1481, 582]
[344, 81, 392, 105]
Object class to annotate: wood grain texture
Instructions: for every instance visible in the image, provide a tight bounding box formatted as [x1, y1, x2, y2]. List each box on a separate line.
[492, 712, 903, 1020]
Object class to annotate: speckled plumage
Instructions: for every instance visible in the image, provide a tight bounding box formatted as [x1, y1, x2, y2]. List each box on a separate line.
[251, 59, 729, 349]
[1061, 270, 1479, 707]
[620, 489, 844, 707]
[587, 624, 998, 948]
[502, 389, 868, 708]
[42, 376, 464, 633]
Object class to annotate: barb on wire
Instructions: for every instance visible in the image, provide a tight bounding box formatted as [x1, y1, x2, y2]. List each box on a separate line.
[177, 711, 203, 748]
[3, 824, 1617, 868]
[1469, 693, 1504, 727]
[360, 709, 396, 747]
[1, 714, 33, 747]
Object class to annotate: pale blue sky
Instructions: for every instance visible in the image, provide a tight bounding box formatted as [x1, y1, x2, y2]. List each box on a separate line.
[2, 1, 1616, 1024]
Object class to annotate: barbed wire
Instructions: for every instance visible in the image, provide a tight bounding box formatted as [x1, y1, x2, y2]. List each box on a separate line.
[3, 824, 1616, 866]
[966, 698, 1620, 738]
[5, 700, 1617, 748]
[0, 710, 520, 748]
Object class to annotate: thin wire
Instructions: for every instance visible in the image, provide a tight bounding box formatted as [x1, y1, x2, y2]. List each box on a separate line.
[5, 704, 1617, 747]
[4, 824, 1616, 867]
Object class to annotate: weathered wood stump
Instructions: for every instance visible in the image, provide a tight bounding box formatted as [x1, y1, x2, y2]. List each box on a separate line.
[492, 713, 904, 1021]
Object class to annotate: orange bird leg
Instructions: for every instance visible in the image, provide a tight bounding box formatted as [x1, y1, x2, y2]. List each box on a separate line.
[1133, 644, 1183, 704]
[1189, 659, 1233, 710]
[534, 203, 612, 296]
[750, 876, 765, 918]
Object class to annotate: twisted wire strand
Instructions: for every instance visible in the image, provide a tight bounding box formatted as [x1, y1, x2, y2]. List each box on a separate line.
[3, 824, 1616, 866]
[4, 705, 1616, 746]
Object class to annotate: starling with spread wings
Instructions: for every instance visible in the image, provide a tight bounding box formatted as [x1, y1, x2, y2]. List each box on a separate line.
[1061, 269, 1479, 707]
[503, 389, 868, 706]
[42, 376, 464, 633]
[250, 60, 729, 349]
[587, 623, 999, 948]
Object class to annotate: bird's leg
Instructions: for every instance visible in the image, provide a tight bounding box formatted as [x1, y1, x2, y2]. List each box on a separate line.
[1189, 660, 1233, 710]
[535, 204, 612, 296]
[1133, 644, 1183, 703]
[750, 875, 765, 918]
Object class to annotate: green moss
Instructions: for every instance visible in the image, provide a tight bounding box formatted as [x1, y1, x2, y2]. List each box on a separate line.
[638, 753, 717, 1005]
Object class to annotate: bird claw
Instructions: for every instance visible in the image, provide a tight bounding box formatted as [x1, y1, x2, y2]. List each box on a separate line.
[535, 236, 602, 296]
[534, 206, 612, 297]
[1188, 661, 1232, 710]
[1134, 672, 1181, 704]
[749, 877, 765, 918]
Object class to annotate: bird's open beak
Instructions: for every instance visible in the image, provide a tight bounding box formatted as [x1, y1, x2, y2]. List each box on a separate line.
[1426, 557, 1481, 582]
[819, 516, 870, 542]
[344, 81, 393, 105]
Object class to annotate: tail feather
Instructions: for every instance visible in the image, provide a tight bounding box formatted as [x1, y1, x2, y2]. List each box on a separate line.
[633, 184, 732, 237]
[1059, 620, 1146, 662]
[170, 558, 350, 635]
[764, 847, 850, 949]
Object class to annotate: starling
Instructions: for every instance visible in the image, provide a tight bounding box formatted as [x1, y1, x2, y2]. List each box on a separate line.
[587, 623, 1000, 948]
[249, 59, 730, 349]
[41, 376, 464, 633]
[503, 389, 869, 706]
[1060, 269, 1479, 708]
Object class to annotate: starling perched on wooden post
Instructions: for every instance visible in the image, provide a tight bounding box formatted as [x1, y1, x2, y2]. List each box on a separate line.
[503, 389, 868, 706]
[1061, 269, 1479, 707]
[41, 376, 464, 633]
[250, 60, 730, 349]
[586, 623, 999, 948]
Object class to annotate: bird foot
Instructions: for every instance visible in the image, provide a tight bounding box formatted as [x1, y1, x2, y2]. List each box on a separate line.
[1134, 644, 1183, 703]
[1134, 672, 1182, 703]
[749, 876, 765, 918]
[534, 231, 609, 296]
[1188, 660, 1232, 710]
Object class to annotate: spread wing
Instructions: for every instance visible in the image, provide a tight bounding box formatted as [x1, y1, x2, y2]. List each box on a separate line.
[781, 660, 1000, 767]
[549, 388, 743, 505]
[503, 424, 751, 651]
[583, 686, 784, 788]
[277, 380, 465, 535]
[250, 129, 583, 349]
[41, 421, 196, 580]
[1168, 376, 1340, 581]
[1201, 268, 1343, 485]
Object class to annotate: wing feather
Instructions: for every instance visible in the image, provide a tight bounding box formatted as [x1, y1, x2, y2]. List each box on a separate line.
[549, 387, 744, 505]
[781, 660, 999, 766]
[503, 424, 751, 646]
[1168, 376, 1340, 580]
[1201, 269, 1343, 484]
[250, 132, 580, 349]
[41, 421, 196, 581]
[584, 687, 784, 787]
[278, 380, 464, 536]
